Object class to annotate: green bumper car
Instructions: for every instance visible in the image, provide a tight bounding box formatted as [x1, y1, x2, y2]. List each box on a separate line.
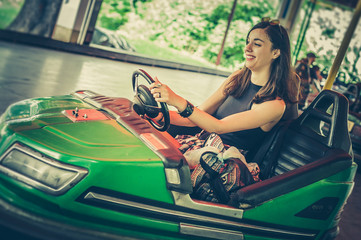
[0, 70, 357, 240]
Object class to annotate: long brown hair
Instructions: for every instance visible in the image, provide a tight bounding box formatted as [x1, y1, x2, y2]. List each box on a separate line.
[224, 21, 299, 105]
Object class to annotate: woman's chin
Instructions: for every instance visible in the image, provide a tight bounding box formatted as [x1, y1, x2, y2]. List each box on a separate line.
[245, 63, 255, 71]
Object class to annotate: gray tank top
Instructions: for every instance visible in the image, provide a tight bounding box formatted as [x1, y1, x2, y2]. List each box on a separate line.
[214, 82, 265, 152]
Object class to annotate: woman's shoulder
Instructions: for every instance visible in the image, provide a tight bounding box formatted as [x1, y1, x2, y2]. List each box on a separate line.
[254, 97, 286, 110]
[266, 97, 285, 105]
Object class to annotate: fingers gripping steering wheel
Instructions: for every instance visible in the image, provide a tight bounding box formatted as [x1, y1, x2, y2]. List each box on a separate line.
[132, 69, 170, 131]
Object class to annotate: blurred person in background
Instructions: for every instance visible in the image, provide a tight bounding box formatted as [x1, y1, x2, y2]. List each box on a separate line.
[304, 65, 324, 109]
[295, 52, 317, 110]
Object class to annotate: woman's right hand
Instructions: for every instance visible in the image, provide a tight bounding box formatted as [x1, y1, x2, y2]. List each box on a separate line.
[150, 77, 187, 112]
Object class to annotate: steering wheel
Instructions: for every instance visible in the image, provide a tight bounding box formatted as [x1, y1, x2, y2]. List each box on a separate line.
[132, 69, 170, 131]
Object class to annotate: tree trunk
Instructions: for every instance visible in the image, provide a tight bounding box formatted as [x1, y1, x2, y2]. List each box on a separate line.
[7, 0, 62, 38]
[215, 0, 237, 66]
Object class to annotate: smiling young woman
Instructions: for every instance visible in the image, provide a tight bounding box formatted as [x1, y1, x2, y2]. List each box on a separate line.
[150, 18, 300, 155]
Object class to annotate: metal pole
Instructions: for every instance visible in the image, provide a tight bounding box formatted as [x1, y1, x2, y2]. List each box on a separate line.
[292, 0, 316, 65]
[215, 0, 237, 66]
[323, 0, 361, 90]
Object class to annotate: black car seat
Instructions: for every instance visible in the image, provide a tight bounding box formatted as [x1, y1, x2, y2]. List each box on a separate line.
[229, 90, 353, 206]
[271, 89, 352, 176]
[245, 101, 298, 166]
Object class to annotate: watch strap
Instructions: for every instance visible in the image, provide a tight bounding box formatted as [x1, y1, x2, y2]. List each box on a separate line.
[178, 100, 194, 118]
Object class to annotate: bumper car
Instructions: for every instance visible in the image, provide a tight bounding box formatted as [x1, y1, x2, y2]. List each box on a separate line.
[0, 69, 357, 240]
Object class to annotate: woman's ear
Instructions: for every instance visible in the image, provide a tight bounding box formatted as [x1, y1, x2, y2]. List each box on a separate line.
[272, 49, 280, 59]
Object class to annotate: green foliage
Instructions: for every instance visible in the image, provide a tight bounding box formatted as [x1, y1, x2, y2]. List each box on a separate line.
[206, 5, 230, 25]
[133, 0, 151, 8]
[233, 3, 272, 22]
[98, 0, 132, 30]
[209, 1, 274, 24]
[321, 27, 336, 38]
[0, 0, 24, 29]
[223, 41, 247, 67]
[97, 0, 279, 69]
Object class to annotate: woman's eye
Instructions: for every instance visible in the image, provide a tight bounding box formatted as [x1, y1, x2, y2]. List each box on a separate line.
[255, 43, 261, 47]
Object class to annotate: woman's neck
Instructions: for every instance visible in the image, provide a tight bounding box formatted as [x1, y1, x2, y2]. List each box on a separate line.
[250, 70, 270, 86]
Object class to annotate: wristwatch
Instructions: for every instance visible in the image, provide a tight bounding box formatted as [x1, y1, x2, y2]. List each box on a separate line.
[178, 100, 194, 118]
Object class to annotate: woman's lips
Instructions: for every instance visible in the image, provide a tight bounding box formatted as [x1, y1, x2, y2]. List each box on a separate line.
[246, 55, 255, 60]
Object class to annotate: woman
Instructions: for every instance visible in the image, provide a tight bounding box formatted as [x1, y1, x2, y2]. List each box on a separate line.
[150, 18, 299, 155]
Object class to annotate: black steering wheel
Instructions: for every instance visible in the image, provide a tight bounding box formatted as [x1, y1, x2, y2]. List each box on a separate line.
[132, 69, 170, 131]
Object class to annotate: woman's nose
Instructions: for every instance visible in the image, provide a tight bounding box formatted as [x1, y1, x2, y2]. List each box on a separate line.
[245, 42, 252, 52]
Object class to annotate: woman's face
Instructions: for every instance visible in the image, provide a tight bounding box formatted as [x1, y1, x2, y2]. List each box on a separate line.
[244, 28, 280, 73]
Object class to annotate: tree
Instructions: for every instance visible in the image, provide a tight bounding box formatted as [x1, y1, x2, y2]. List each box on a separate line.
[7, 0, 62, 38]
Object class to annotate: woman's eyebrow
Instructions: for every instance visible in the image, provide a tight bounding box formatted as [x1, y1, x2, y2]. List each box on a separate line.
[254, 38, 265, 42]
[247, 37, 265, 43]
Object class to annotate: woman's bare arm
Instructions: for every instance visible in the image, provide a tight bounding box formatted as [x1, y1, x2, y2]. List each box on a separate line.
[157, 76, 230, 126]
[186, 98, 286, 134]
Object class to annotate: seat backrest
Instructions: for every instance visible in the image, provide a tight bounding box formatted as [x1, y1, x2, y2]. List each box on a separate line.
[281, 102, 299, 122]
[254, 90, 352, 179]
[248, 101, 299, 179]
[246, 101, 298, 162]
